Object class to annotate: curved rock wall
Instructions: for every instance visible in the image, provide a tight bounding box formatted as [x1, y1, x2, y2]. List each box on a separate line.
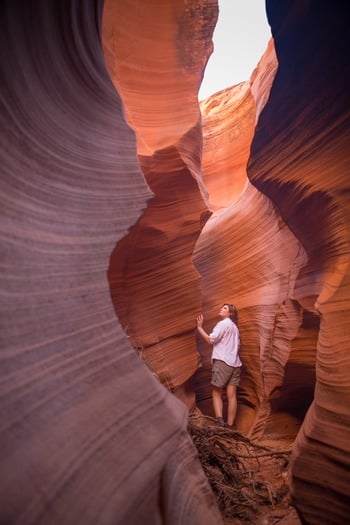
[3, 0, 349, 523]
[249, 1, 350, 523]
[103, 4, 349, 522]
[195, 1, 350, 520]
[199, 81, 253, 211]
[193, 179, 312, 437]
[103, 0, 218, 406]
[0, 1, 222, 524]
[194, 40, 308, 440]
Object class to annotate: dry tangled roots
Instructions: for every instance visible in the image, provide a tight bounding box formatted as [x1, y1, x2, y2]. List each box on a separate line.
[188, 415, 293, 523]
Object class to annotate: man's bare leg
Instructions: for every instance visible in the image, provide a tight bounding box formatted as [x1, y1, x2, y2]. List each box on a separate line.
[212, 386, 224, 422]
[226, 384, 237, 426]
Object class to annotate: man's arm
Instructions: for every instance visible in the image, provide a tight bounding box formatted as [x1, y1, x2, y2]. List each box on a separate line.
[196, 314, 211, 344]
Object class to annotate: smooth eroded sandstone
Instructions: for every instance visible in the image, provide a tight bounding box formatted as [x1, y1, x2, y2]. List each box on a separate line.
[2, 0, 349, 523]
[103, 0, 218, 406]
[0, 1, 222, 524]
[249, 1, 350, 522]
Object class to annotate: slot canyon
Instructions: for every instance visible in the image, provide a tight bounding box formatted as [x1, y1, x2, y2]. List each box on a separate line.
[0, 1, 349, 524]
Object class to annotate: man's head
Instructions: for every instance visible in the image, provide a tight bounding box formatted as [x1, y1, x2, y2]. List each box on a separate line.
[220, 303, 238, 323]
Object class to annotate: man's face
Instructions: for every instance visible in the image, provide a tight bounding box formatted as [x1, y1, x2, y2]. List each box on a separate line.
[219, 305, 230, 318]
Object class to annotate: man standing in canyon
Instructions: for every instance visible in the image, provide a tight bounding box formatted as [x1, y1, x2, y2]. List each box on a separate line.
[196, 304, 242, 428]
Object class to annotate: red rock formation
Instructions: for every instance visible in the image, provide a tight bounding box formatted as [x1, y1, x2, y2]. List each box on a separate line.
[3, 0, 349, 523]
[249, 2, 350, 523]
[103, 0, 218, 407]
[102, 0, 217, 157]
[199, 82, 254, 211]
[196, 1, 350, 519]
[0, 1, 222, 524]
[194, 39, 289, 437]
[193, 179, 313, 436]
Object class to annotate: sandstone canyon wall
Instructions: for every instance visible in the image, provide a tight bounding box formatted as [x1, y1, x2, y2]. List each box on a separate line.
[194, 37, 314, 444]
[1, 0, 350, 524]
[102, 1, 348, 522]
[102, 0, 218, 407]
[0, 1, 222, 524]
[194, 3, 349, 522]
[249, 2, 350, 524]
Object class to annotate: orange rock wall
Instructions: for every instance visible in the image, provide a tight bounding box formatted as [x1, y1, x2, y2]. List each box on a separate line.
[195, 2, 350, 521]
[193, 179, 313, 436]
[103, 0, 218, 404]
[195, 39, 308, 440]
[199, 81, 254, 211]
[103, 1, 350, 520]
[2, 0, 349, 523]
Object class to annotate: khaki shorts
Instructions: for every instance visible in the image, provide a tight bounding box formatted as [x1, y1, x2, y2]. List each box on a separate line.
[211, 359, 241, 388]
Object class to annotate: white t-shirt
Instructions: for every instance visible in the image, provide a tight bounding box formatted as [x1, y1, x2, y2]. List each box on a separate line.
[209, 317, 242, 367]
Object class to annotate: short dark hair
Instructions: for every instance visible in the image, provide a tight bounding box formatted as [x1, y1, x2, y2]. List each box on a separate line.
[224, 303, 238, 323]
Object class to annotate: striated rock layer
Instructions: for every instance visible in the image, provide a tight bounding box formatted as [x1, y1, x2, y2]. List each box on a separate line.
[0, 1, 222, 524]
[103, 0, 217, 407]
[196, 2, 350, 521]
[2, 0, 349, 523]
[104, 1, 350, 521]
[195, 40, 298, 438]
[249, 1, 350, 523]
[199, 81, 254, 211]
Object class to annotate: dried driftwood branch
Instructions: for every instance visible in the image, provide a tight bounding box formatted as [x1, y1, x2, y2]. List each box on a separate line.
[188, 415, 291, 521]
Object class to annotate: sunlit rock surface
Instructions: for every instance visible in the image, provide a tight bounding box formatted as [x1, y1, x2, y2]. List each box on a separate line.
[1, 0, 350, 523]
[0, 1, 222, 524]
[199, 81, 254, 211]
[103, 0, 217, 407]
[199, 37, 278, 213]
[195, 39, 290, 438]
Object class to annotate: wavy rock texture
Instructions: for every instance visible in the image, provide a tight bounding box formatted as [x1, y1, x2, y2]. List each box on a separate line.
[194, 41, 298, 438]
[199, 38, 277, 213]
[199, 81, 253, 211]
[0, 1, 222, 524]
[103, 0, 217, 407]
[193, 180, 312, 437]
[2, 0, 349, 524]
[249, 1, 350, 523]
[195, 1, 350, 521]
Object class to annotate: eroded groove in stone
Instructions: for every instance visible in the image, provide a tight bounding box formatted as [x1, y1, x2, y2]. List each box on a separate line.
[193, 181, 310, 437]
[103, 0, 218, 408]
[249, 1, 350, 522]
[0, 1, 222, 524]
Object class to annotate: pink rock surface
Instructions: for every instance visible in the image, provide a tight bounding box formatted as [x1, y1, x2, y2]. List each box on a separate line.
[249, 2, 350, 522]
[103, 0, 217, 405]
[196, 1, 350, 521]
[1, 0, 349, 523]
[0, 1, 222, 524]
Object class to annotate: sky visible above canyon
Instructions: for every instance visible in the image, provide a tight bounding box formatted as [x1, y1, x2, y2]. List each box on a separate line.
[199, 0, 271, 100]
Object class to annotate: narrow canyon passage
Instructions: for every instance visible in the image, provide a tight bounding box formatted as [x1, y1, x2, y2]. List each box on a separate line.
[1, 1, 349, 525]
[103, 1, 350, 523]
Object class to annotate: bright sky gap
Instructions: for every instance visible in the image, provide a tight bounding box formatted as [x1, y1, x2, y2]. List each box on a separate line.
[199, 1, 272, 100]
